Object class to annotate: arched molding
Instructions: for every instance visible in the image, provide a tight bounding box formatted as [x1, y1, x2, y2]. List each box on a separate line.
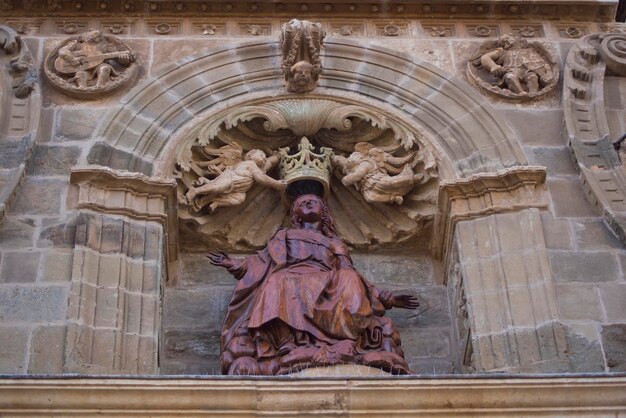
[86, 38, 527, 182]
[563, 32, 626, 243]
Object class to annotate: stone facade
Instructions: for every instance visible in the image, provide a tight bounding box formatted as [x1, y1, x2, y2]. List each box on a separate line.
[0, 0, 625, 390]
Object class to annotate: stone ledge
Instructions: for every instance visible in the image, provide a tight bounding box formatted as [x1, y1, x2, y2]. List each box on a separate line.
[0, 376, 625, 416]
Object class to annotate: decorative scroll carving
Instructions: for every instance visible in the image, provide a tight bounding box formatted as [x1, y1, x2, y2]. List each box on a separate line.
[467, 34, 558, 101]
[0, 24, 36, 98]
[563, 33, 626, 243]
[43, 30, 137, 99]
[280, 19, 325, 93]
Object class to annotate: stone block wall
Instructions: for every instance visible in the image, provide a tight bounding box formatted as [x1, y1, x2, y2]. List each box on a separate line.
[0, 14, 624, 376]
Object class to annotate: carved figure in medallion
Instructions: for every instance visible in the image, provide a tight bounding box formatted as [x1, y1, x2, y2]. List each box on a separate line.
[183, 145, 286, 212]
[210, 193, 418, 375]
[332, 143, 433, 205]
[280, 19, 325, 93]
[44, 30, 137, 98]
[468, 34, 558, 100]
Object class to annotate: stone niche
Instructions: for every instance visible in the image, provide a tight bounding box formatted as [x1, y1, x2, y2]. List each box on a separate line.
[162, 97, 455, 375]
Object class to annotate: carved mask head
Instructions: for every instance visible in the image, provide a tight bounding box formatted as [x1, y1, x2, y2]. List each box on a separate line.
[288, 61, 316, 93]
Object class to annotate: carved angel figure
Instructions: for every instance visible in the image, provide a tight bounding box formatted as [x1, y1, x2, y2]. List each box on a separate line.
[332, 143, 432, 205]
[470, 34, 555, 96]
[184, 144, 286, 212]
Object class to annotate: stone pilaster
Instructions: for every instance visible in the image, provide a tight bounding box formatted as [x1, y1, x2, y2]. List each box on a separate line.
[64, 167, 177, 374]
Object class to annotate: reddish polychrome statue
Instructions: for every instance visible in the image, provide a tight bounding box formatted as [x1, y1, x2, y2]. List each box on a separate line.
[208, 194, 419, 375]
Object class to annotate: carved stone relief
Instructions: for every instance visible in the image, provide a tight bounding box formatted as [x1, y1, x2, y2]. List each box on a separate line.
[174, 98, 439, 252]
[43, 29, 137, 99]
[467, 33, 559, 101]
[280, 19, 325, 93]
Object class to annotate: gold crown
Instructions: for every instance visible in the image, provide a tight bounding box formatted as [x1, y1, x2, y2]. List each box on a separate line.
[279, 137, 333, 200]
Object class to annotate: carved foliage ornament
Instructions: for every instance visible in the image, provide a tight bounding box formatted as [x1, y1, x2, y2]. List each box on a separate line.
[467, 33, 559, 101]
[44, 30, 137, 99]
[0, 25, 36, 98]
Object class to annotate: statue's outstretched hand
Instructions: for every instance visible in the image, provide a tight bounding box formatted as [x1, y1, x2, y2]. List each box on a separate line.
[391, 292, 420, 310]
[207, 251, 235, 269]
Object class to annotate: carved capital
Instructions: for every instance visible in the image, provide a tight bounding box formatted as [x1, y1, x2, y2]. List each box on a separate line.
[434, 166, 548, 270]
[69, 166, 179, 278]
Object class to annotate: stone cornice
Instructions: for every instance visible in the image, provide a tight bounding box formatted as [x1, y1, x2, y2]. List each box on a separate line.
[0, 0, 618, 22]
[0, 376, 625, 415]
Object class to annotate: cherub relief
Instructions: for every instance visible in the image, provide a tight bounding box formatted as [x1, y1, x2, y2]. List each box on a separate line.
[183, 144, 286, 212]
[469, 33, 557, 99]
[280, 19, 324, 93]
[332, 143, 432, 205]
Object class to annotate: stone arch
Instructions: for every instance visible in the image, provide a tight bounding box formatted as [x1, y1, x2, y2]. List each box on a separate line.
[86, 38, 527, 181]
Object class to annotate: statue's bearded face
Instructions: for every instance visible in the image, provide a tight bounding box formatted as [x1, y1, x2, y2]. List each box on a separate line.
[293, 195, 324, 223]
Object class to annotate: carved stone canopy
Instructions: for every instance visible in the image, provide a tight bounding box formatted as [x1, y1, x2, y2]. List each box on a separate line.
[174, 98, 440, 252]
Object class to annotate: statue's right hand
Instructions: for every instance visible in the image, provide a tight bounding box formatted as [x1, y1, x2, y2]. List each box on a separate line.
[207, 251, 235, 269]
[71, 57, 85, 66]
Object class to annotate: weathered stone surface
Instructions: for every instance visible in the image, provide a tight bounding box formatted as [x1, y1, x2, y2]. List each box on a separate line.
[409, 358, 455, 375]
[0, 218, 35, 249]
[0, 326, 29, 374]
[26, 145, 81, 176]
[564, 327, 606, 373]
[499, 109, 566, 146]
[179, 253, 237, 287]
[37, 216, 78, 248]
[527, 147, 578, 177]
[35, 107, 55, 143]
[28, 326, 66, 374]
[555, 284, 602, 321]
[0, 251, 40, 283]
[573, 219, 623, 250]
[40, 251, 73, 283]
[602, 324, 626, 372]
[548, 179, 597, 218]
[163, 286, 234, 330]
[351, 254, 434, 286]
[599, 284, 626, 322]
[550, 251, 619, 283]
[55, 108, 102, 141]
[400, 328, 451, 359]
[540, 212, 573, 250]
[9, 178, 66, 216]
[86, 142, 153, 175]
[0, 286, 67, 322]
[164, 329, 220, 364]
[0, 137, 33, 169]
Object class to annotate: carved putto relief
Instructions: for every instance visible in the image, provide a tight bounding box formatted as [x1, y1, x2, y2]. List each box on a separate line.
[44, 29, 137, 98]
[467, 33, 559, 101]
[0, 25, 36, 98]
[280, 19, 325, 93]
[174, 99, 439, 252]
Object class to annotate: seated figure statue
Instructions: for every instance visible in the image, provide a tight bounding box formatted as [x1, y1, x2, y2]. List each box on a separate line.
[208, 193, 419, 375]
